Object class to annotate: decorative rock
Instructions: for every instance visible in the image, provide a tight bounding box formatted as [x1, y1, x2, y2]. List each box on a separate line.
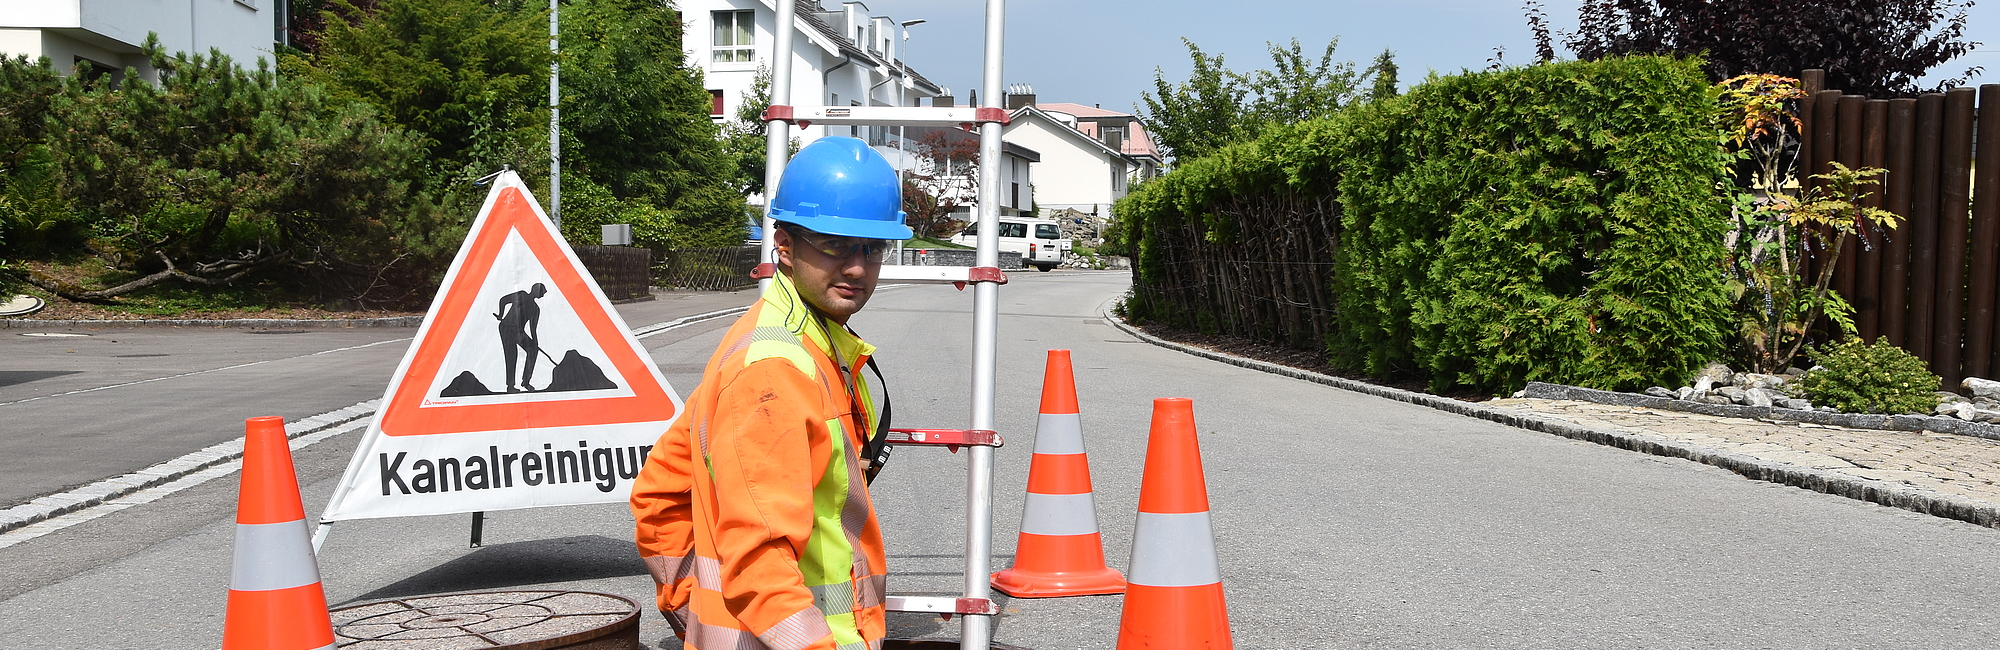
[1963, 376, 2000, 400]
[1978, 410, 2000, 424]
[1743, 387, 1776, 408]
[1716, 386, 1749, 404]
[1784, 367, 1808, 377]
[1701, 395, 1734, 405]
[1644, 386, 1675, 399]
[1699, 362, 1735, 387]
[1781, 398, 1813, 410]
[1938, 391, 1969, 404]
[1692, 376, 1714, 394]
[1953, 402, 1981, 421]
[1817, 406, 1838, 412]
[1733, 372, 1786, 390]
[1676, 386, 1697, 401]
[1938, 402, 1966, 416]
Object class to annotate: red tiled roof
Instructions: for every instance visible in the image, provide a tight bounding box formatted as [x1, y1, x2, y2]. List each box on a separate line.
[1035, 102, 1133, 118]
[1044, 103, 1159, 159]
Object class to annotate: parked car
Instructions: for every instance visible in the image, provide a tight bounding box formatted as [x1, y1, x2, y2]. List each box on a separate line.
[951, 217, 1071, 271]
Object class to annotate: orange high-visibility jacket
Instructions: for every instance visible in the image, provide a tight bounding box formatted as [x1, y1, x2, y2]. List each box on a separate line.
[632, 271, 888, 650]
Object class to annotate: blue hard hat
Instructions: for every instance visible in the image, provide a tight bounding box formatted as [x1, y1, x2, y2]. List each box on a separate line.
[770, 137, 913, 240]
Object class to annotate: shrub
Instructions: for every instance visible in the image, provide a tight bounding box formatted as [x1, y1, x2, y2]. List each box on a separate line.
[1794, 339, 1941, 414]
[1118, 55, 1733, 394]
[43, 40, 447, 306]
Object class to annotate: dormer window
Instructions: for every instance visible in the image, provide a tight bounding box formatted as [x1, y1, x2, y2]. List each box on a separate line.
[1102, 126, 1126, 152]
[712, 10, 754, 63]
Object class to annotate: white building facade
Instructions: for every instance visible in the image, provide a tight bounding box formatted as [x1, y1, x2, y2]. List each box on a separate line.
[684, 0, 941, 171]
[0, 0, 278, 81]
[1002, 104, 1137, 219]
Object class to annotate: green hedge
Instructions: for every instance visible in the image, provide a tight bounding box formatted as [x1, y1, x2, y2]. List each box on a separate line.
[1119, 56, 1734, 393]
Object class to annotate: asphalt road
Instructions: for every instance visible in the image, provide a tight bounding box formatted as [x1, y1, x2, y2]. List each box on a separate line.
[8, 269, 2000, 649]
[0, 290, 754, 508]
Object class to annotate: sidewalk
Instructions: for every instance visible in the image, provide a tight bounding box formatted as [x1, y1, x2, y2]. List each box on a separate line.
[1489, 397, 2000, 504]
[1104, 311, 2000, 530]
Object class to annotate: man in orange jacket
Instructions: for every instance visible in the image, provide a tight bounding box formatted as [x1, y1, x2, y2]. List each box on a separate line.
[632, 137, 911, 650]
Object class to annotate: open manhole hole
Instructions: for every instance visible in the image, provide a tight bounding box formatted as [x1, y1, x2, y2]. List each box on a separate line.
[332, 590, 638, 648]
[245, 329, 308, 335]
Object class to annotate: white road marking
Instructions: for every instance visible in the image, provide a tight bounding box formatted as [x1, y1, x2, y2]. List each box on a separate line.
[632, 306, 750, 339]
[0, 309, 758, 544]
[0, 418, 369, 549]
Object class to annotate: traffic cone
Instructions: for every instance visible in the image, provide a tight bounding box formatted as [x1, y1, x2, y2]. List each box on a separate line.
[223, 416, 336, 650]
[991, 350, 1126, 598]
[1117, 398, 1231, 649]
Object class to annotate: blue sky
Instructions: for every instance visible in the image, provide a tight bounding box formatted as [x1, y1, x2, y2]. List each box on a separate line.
[855, 0, 2000, 116]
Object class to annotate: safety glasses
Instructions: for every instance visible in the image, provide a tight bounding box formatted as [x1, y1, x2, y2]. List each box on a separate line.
[789, 229, 890, 263]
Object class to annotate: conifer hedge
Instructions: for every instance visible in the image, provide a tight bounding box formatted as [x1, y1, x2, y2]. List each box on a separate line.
[1118, 56, 1734, 393]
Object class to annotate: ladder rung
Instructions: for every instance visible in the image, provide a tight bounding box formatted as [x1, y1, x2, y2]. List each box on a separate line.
[885, 595, 998, 616]
[764, 105, 1010, 128]
[879, 265, 1008, 286]
[887, 428, 1003, 449]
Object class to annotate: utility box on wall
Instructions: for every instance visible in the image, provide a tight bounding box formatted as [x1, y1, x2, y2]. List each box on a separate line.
[601, 224, 633, 246]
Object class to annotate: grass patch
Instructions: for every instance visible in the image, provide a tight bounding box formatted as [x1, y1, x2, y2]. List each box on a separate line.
[903, 236, 971, 249]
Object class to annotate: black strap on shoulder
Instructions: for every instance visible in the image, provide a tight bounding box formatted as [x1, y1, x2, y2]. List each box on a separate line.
[862, 356, 892, 484]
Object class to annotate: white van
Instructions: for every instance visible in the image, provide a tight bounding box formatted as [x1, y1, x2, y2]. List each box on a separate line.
[951, 217, 1071, 271]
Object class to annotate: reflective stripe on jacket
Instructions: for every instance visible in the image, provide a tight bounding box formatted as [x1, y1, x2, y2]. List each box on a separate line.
[632, 271, 887, 650]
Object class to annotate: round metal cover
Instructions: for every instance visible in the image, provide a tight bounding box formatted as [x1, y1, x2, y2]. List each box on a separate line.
[331, 590, 639, 649]
[0, 294, 44, 317]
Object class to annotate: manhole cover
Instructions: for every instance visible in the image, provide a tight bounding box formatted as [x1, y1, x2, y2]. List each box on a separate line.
[331, 590, 638, 649]
[0, 294, 44, 317]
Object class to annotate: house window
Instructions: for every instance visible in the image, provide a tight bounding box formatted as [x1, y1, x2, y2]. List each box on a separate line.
[1011, 182, 1019, 208]
[712, 10, 754, 63]
[710, 90, 725, 116]
[1103, 126, 1125, 152]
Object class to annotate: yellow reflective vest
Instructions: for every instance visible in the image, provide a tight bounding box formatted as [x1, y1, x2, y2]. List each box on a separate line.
[632, 271, 887, 650]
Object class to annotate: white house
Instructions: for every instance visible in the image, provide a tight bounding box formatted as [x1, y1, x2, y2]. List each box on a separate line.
[0, 0, 278, 82]
[683, 0, 942, 173]
[1039, 101, 1163, 185]
[1002, 100, 1152, 219]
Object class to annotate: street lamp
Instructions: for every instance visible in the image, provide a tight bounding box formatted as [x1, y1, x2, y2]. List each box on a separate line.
[896, 18, 925, 255]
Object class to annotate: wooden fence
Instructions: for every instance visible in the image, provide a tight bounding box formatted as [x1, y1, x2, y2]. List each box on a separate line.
[653, 246, 762, 291]
[572, 244, 652, 302]
[1797, 69, 2000, 386]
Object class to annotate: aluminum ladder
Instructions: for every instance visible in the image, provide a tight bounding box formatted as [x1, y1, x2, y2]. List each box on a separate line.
[753, 1, 1015, 648]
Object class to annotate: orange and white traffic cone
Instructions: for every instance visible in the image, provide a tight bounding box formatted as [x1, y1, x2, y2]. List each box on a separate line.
[992, 350, 1126, 598]
[1117, 397, 1231, 649]
[223, 416, 336, 650]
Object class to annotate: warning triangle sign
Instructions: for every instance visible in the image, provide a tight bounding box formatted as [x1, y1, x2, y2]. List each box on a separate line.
[321, 171, 683, 524]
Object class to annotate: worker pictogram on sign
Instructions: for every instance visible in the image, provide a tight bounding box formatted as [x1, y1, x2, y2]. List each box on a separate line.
[319, 171, 682, 526]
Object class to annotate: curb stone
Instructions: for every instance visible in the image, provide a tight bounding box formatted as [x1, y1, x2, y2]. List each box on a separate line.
[1520, 381, 2000, 443]
[1102, 310, 2000, 530]
[0, 316, 422, 329]
[0, 400, 378, 535]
